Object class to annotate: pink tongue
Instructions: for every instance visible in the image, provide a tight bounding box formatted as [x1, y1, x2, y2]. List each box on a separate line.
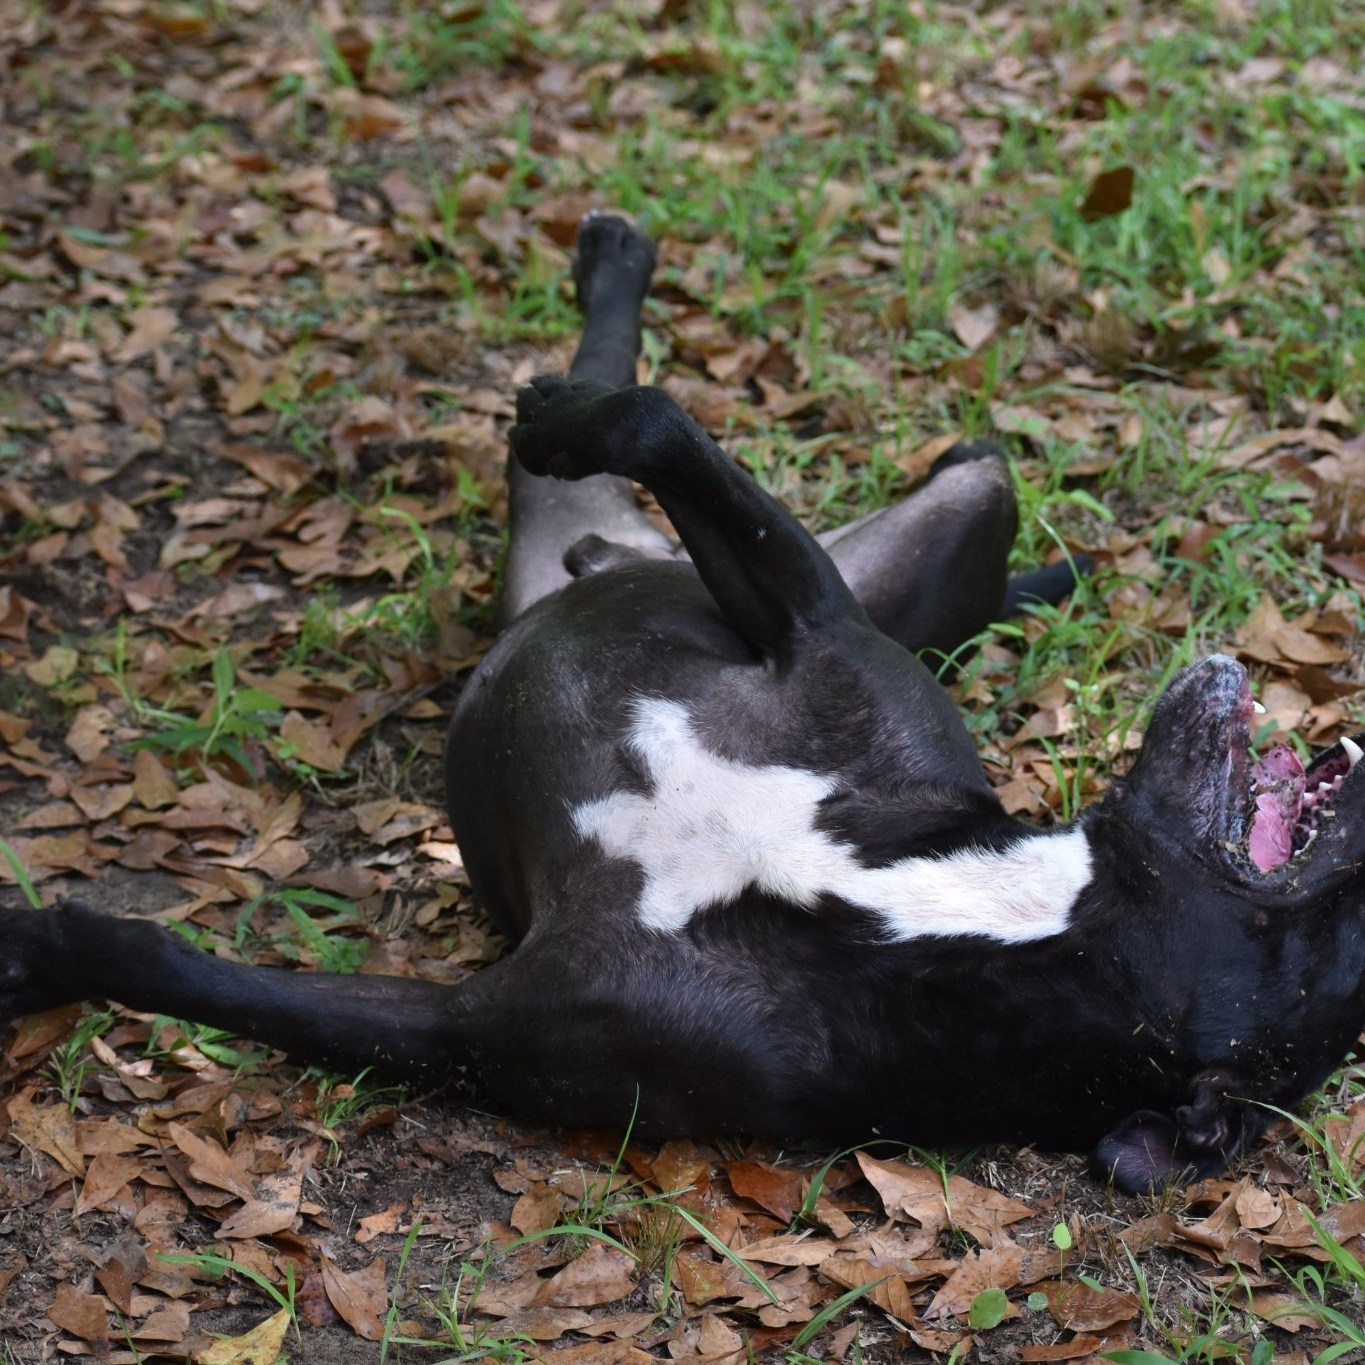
[1248, 745, 1305, 872]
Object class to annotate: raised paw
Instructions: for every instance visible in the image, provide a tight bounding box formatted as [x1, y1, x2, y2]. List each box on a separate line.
[509, 375, 617, 480]
[573, 213, 658, 315]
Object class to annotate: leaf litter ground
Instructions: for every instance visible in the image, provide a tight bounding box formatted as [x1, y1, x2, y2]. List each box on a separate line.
[2, 1, 1365, 1362]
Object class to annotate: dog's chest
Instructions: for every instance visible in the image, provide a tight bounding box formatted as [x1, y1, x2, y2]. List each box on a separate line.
[570, 697, 1092, 943]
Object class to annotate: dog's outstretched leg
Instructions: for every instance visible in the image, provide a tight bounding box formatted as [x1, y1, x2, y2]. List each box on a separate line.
[0, 898, 482, 1084]
[500, 214, 673, 622]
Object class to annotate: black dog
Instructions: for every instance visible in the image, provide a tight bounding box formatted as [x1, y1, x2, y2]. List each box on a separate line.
[4, 216, 1364, 1192]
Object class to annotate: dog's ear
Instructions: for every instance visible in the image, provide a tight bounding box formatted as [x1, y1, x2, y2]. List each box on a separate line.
[1093, 1110, 1189, 1193]
[1095, 1073, 1252, 1193]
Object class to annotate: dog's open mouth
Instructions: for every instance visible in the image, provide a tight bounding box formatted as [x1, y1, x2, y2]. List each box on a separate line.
[1244, 732, 1362, 873]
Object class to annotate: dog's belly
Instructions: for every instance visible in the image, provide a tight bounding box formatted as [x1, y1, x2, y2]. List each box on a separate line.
[569, 693, 1093, 941]
[447, 564, 1092, 945]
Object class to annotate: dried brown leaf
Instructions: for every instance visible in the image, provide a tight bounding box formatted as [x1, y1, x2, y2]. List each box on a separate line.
[857, 1152, 1034, 1246]
[192, 1306, 291, 1364]
[724, 1159, 800, 1223]
[1038, 1278, 1141, 1332]
[818, 1254, 919, 1320]
[165, 1121, 255, 1199]
[46, 1282, 109, 1346]
[76, 1151, 143, 1216]
[948, 300, 999, 352]
[532, 1244, 635, 1309]
[1079, 166, 1135, 221]
[924, 1244, 1023, 1320]
[6, 1088, 85, 1175]
[321, 1255, 388, 1340]
[279, 711, 350, 773]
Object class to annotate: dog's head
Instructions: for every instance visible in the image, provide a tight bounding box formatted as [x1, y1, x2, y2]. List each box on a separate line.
[1086, 655, 1365, 1190]
[1106, 654, 1365, 903]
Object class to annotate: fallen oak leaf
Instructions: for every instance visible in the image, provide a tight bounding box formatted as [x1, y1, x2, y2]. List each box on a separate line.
[93, 1235, 145, 1315]
[0, 584, 34, 642]
[111, 306, 178, 362]
[1018, 1334, 1105, 1361]
[133, 749, 179, 809]
[924, 1244, 1024, 1320]
[215, 1178, 303, 1239]
[165, 1121, 255, 1199]
[674, 1244, 766, 1307]
[1233, 1182, 1283, 1232]
[321, 1255, 388, 1340]
[511, 1182, 567, 1236]
[356, 1201, 407, 1244]
[724, 1158, 801, 1223]
[189, 582, 288, 622]
[1037, 1278, 1141, 1332]
[735, 1232, 835, 1266]
[576, 1311, 658, 1340]
[15, 800, 84, 830]
[75, 1150, 144, 1216]
[191, 1306, 291, 1364]
[129, 1300, 193, 1344]
[817, 1255, 919, 1320]
[948, 299, 999, 352]
[70, 782, 136, 821]
[66, 704, 117, 762]
[56, 228, 144, 281]
[5, 1087, 85, 1175]
[1249, 1291, 1321, 1333]
[219, 444, 311, 495]
[856, 1152, 1034, 1247]
[4, 1005, 84, 1066]
[277, 711, 350, 773]
[0, 831, 111, 880]
[46, 1282, 110, 1349]
[1218, 425, 1343, 467]
[527, 1341, 657, 1364]
[532, 1243, 636, 1309]
[492, 1307, 595, 1341]
[23, 643, 79, 686]
[1079, 165, 1134, 221]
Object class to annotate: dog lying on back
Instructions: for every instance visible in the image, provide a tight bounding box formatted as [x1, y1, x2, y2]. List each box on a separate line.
[3, 215, 1364, 1191]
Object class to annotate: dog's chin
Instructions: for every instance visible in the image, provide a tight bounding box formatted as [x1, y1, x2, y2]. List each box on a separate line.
[1126, 654, 1363, 884]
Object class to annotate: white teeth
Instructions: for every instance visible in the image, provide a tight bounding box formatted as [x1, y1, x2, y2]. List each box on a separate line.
[1341, 735, 1363, 769]
[1252, 700, 1266, 714]
[1319, 781, 1333, 792]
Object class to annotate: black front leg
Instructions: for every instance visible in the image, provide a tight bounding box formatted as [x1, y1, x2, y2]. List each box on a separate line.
[1, 901, 468, 1085]
[510, 377, 869, 656]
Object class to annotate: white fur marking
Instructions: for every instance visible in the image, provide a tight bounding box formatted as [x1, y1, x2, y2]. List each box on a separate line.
[571, 698, 1091, 942]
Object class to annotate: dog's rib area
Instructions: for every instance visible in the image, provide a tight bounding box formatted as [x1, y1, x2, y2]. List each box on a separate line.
[571, 697, 1092, 942]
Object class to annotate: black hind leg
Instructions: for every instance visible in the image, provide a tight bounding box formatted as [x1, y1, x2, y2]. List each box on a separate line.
[500, 214, 673, 622]
[820, 442, 1017, 656]
[821, 441, 1088, 657]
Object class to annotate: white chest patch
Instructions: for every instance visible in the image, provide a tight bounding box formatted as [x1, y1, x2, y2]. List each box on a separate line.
[571, 698, 1092, 942]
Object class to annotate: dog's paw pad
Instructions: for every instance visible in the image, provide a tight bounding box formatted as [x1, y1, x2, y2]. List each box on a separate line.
[573, 215, 658, 309]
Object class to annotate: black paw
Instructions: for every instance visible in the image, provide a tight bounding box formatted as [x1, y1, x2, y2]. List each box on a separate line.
[0, 902, 74, 1022]
[573, 213, 658, 315]
[510, 375, 616, 480]
[929, 439, 1007, 476]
